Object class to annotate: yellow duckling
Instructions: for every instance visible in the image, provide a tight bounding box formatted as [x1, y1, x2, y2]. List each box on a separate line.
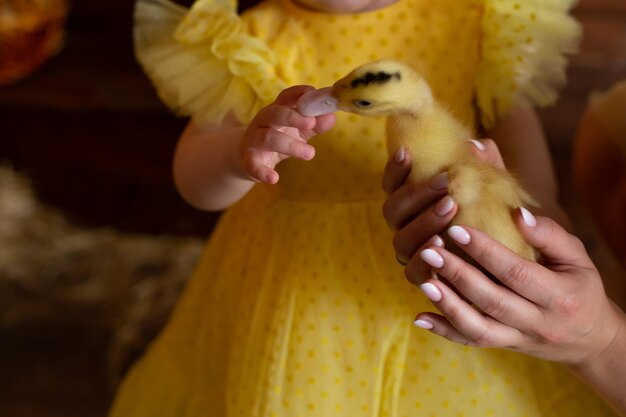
[328, 60, 538, 261]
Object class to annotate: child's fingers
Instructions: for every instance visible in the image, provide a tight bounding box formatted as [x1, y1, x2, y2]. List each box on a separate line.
[419, 245, 541, 331]
[249, 127, 315, 160]
[273, 85, 316, 106]
[311, 112, 337, 134]
[382, 148, 412, 194]
[416, 279, 525, 347]
[299, 113, 337, 141]
[255, 105, 316, 132]
[242, 150, 279, 184]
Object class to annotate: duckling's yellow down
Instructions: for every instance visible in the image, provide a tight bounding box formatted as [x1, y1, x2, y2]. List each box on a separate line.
[332, 60, 537, 261]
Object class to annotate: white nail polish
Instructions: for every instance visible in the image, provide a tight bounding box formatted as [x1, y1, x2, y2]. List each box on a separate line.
[520, 207, 537, 227]
[469, 139, 486, 151]
[432, 235, 444, 247]
[420, 282, 443, 302]
[435, 196, 455, 217]
[414, 319, 434, 329]
[448, 225, 471, 245]
[420, 249, 444, 268]
[394, 147, 405, 163]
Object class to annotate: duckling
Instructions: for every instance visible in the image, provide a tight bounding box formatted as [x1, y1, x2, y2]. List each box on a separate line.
[300, 60, 538, 261]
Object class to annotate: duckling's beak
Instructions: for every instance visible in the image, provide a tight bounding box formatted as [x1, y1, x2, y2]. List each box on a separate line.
[296, 87, 339, 117]
[330, 82, 355, 112]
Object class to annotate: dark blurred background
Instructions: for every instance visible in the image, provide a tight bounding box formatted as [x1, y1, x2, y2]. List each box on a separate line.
[0, 0, 624, 416]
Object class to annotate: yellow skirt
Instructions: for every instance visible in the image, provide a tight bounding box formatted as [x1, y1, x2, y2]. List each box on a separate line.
[110, 186, 615, 417]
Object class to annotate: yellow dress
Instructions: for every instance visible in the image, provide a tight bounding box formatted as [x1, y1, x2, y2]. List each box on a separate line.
[111, 0, 617, 415]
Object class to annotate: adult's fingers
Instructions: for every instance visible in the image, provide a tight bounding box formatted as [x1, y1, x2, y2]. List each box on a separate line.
[383, 172, 449, 230]
[515, 209, 595, 269]
[392, 194, 458, 262]
[444, 223, 555, 306]
[382, 148, 412, 195]
[402, 234, 444, 284]
[418, 245, 542, 330]
[413, 313, 473, 345]
[415, 278, 524, 347]
[466, 138, 506, 170]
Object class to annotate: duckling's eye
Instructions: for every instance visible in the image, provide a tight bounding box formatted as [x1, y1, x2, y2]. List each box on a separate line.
[353, 99, 372, 108]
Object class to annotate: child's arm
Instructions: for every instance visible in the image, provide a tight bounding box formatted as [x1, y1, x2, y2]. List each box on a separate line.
[172, 86, 336, 211]
[485, 105, 571, 229]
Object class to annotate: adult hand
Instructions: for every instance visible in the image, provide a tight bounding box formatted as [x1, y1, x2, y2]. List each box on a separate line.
[413, 209, 623, 366]
[382, 139, 504, 282]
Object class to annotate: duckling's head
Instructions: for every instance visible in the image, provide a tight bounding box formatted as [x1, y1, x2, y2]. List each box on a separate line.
[331, 60, 434, 117]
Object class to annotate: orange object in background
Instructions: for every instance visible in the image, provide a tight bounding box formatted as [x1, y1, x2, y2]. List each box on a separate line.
[573, 81, 626, 267]
[0, 0, 68, 85]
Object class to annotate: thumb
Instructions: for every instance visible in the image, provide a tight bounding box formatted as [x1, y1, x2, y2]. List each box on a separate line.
[516, 208, 594, 269]
[273, 85, 315, 106]
[466, 138, 506, 170]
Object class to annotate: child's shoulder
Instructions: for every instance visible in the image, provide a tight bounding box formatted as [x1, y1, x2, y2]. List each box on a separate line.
[134, 0, 286, 126]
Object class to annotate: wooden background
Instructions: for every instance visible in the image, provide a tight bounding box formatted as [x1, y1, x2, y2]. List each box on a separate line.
[0, 0, 625, 415]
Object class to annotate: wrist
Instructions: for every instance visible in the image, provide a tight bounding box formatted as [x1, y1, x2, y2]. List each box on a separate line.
[569, 301, 626, 373]
[567, 303, 626, 416]
[229, 126, 255, 182]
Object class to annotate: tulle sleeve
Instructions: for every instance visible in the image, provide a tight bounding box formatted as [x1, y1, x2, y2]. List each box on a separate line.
[475, 0, 581, 129]
[133, 0, 286, 125]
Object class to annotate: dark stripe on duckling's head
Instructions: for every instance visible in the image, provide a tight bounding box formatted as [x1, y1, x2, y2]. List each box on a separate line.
[350, 71, 401, 88]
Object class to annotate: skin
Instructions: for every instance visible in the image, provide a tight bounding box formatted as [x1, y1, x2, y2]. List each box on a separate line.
[382, 137, 626, 416]
[172, 0, 406, 211]
[173, 86, 335, 211]
[416, 214, 626, 416]
[293, 0, 399, 14]
[384, 105, 569, 270]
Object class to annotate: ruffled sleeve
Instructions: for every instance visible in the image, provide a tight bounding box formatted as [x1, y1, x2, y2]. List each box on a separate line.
[134, 0, 286, 125]
[475, 0, 581, 129]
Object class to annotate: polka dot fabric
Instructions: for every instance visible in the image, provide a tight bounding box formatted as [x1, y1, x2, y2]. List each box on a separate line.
[110, 1, 615, 416]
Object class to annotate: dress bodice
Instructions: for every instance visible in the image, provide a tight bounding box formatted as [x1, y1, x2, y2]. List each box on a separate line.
[244, 0, 483, 201]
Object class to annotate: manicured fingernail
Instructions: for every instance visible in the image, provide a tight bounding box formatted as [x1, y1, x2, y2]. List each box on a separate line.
[413, 318, 434, 329]
[429, 172, 448, 191]
[435, 196, 455, 217]
[420, 249, 444, 268]
[520, 207, 537, 227]
[469, 139, 486, 151]
[420, 282, 442, 302]
[448, 225, 471, 245]
[432, 235, 444, 247]
[393, 147, 405, 163]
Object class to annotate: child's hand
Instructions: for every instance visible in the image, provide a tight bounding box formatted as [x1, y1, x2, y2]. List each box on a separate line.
[413, 211, 623, 366]
[240, 85, 336, 184]
[382, 139, 503, 282]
